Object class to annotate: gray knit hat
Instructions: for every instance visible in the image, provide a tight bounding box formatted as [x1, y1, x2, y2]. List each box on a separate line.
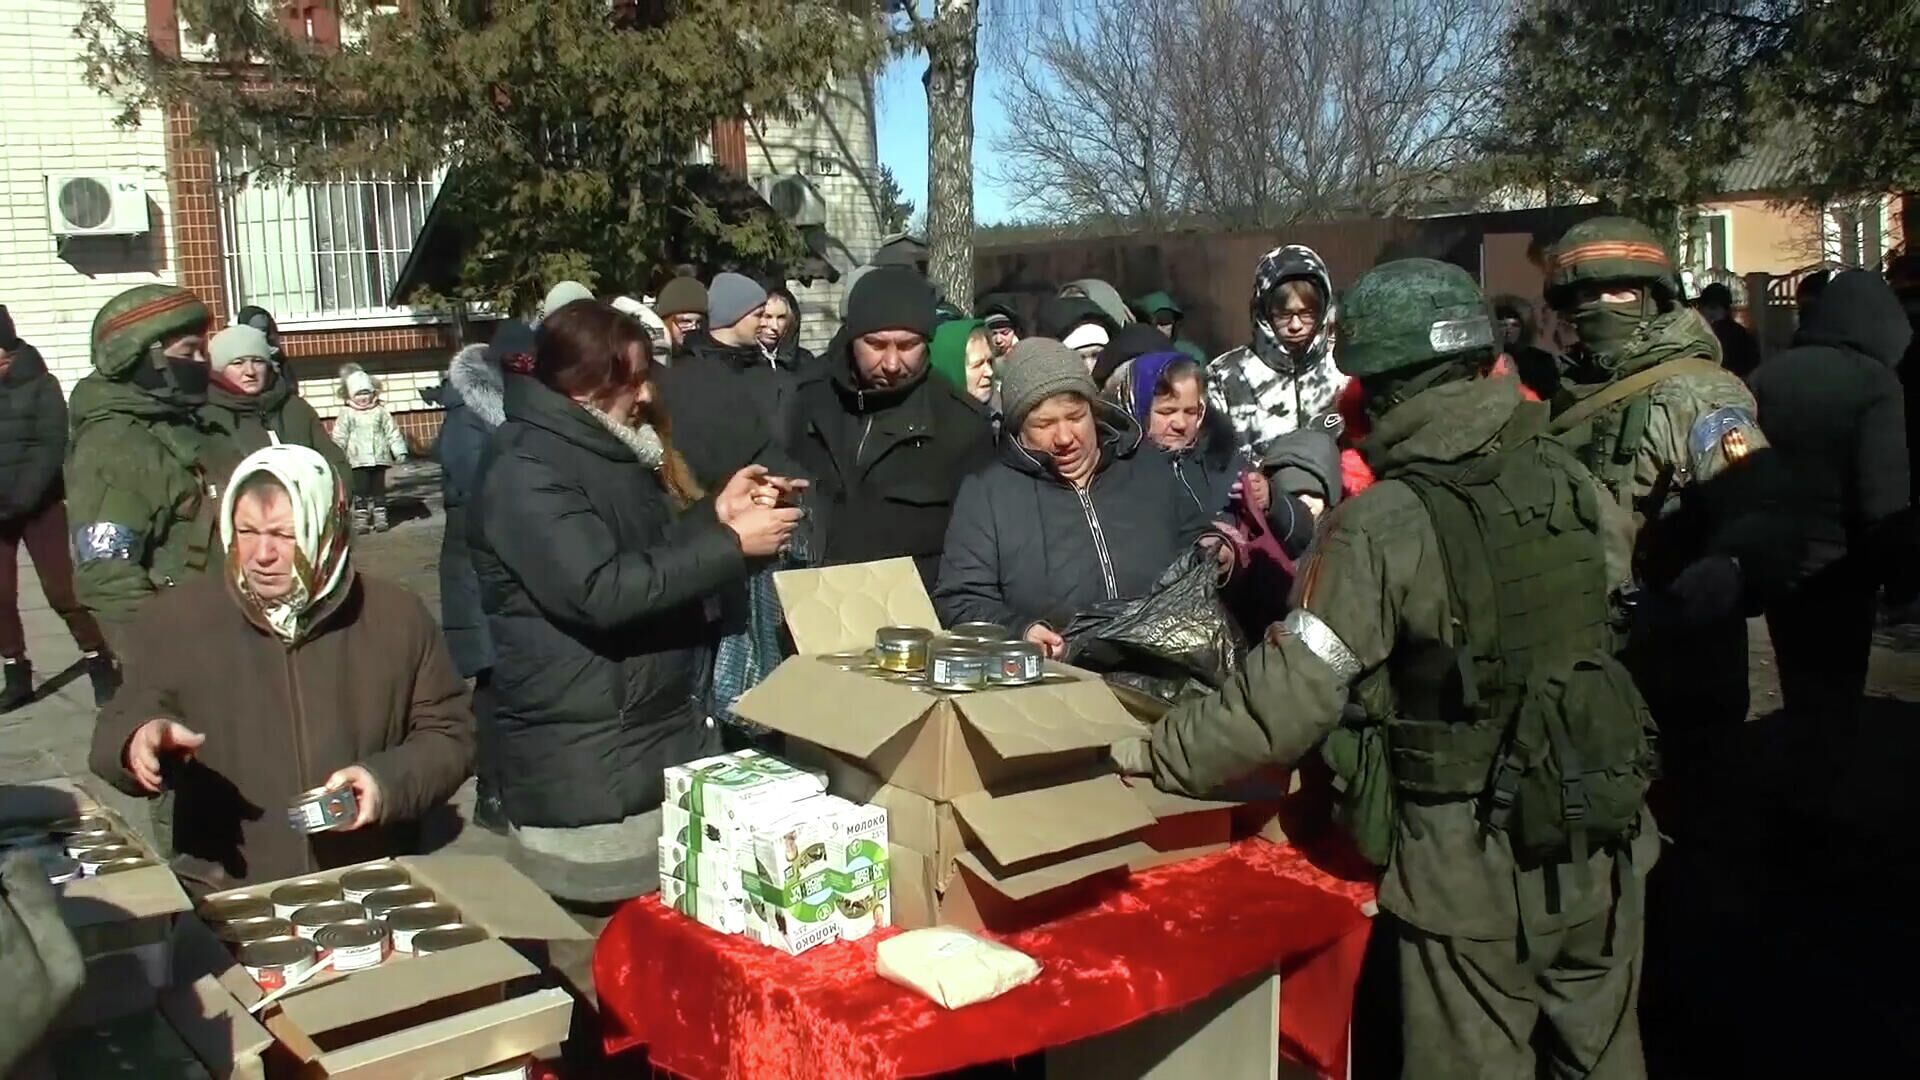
[1000, 338, 1099, 427]
[707, 272, 768, 330]
[209, 324, 271, 371]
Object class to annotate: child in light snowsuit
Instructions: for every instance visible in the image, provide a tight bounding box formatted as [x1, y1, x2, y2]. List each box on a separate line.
[330, 364, 408, 531]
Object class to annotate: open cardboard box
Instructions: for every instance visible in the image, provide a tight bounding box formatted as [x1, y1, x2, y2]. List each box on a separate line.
[179, 854, 586, 1079]
[738, 558, 1149, 801]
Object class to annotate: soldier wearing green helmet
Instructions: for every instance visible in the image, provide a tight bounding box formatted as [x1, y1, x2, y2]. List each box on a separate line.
[64, 284, 222, 656]
[1115, 259, 1656, 1076]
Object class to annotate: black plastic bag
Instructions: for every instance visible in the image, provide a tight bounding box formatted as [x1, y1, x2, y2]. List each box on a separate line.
[1061, 548, 1246, 705]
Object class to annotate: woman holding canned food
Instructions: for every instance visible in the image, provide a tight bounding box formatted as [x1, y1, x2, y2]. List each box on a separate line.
[935, 339, 1223, 659]
[470, 299, 801, 906]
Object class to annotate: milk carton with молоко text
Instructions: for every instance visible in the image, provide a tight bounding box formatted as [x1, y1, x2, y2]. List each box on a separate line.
[828, 801, 890, 940]
[743, 795, 843, 955]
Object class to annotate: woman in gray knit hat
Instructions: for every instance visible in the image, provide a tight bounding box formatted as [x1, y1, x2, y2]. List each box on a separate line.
[934, 338, 1223, 657]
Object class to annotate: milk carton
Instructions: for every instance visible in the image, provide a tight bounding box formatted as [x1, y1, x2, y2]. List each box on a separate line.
[827, 801, 891, 941]
[660, 801, 750, 856]
[743, 795, 843, 955]
[659, 837, 749, 895]
[664, 750, 826, 826]
[659, 874, 749, 935]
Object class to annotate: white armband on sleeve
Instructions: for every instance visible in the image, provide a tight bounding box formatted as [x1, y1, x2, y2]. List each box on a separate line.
[1279, 608, 1362, 681]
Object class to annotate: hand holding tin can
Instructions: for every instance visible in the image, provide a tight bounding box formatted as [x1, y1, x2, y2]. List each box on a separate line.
[288, 765, 381, 833]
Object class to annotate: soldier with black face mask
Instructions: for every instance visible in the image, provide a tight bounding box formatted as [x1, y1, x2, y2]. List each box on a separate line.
[64, 285, 222, 656]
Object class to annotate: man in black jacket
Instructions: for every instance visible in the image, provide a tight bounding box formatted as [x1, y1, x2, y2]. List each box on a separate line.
[657, 273, 796, 487]
[1697, 283, 1760, 381]
[1752, 270, 1914, 733]
[790, 267, 994, 588]
[0, 305, 113, 712]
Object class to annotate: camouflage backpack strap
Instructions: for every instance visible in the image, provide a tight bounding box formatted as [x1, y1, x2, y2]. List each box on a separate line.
[1548, 356, 1725, 436]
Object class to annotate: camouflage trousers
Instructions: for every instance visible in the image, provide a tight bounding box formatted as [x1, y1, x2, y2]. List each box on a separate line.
[1391, 887, 1647, 1079]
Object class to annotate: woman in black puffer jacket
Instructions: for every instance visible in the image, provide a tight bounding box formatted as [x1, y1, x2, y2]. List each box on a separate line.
[470, 300, 800, 904]
[935, 338, 1217, 659]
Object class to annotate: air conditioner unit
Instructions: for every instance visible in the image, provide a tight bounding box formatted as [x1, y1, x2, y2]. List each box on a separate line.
[46, 174, 150, 237]
[754, 173, 828, 228]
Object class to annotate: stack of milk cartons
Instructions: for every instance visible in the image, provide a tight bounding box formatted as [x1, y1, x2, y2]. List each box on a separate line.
[659, 750, 891, 955]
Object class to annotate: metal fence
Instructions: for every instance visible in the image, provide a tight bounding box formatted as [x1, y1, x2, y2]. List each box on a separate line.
[218, 147, 442, 327]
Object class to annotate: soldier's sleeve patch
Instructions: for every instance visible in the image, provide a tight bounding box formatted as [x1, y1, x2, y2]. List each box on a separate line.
[71, 522, 141, 564]
[1689, 407, 1757, 465]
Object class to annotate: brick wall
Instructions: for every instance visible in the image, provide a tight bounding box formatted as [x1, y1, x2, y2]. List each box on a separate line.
[0, 0, 176, 394]
[747, 77, 885, 352]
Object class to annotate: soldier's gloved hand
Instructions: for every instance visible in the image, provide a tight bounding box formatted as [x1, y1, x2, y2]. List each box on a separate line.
[1665, 554, 1745, 625]
[1109, 737, 1153, 777]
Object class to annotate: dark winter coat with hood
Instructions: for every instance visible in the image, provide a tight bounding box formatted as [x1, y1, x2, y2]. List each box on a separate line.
[0, 328, 66, 523]
[198, 375, 347, 483]
[1751, 269, 1915, 578]
[657, 328, 798, 488]
[934, 408, 1215, 634]
[788, 337, 995, 589]
[470, 375, 749, 832]
[435, 344, 504, 677]
[1206, 245, 1348, 458]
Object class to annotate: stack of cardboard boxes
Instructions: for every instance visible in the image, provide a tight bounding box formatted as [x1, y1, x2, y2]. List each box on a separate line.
[659, 750, 892, 954]
[733, 559, 1237, 931]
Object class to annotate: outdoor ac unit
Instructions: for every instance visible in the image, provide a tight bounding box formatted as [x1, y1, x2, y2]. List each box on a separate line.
[46, 174, 150, 237]
[755, 173, 828, 228]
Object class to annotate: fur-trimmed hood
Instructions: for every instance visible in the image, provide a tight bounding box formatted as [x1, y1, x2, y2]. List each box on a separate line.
[447, 344, 505, 429]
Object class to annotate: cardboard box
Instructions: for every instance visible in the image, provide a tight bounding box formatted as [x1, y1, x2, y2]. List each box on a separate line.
[737, 559, 1147, 800]
[185, 854, 586, 1079]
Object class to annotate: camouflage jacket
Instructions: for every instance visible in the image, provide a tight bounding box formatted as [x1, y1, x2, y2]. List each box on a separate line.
[1148, 377, 1653, 940]
[64, 375, 219, 642]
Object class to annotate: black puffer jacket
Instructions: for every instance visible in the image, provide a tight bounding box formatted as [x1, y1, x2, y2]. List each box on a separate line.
[470, 375, 749, 828]
[658, 328, 799, 488]
[1162, 411, 1243, 518]
[435, 345, 504, 677]
[788, 336, 995, 589]
[0, 330, 65, 523]
[1752, 270, 1915, 578]
[935, 410, 1214, 633]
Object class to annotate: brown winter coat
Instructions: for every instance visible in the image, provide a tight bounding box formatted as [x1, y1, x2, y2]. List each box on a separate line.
[90, 569, 473, 892]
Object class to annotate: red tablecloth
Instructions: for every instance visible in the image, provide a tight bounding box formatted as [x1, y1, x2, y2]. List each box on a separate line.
[595, 839, 1375, 1079]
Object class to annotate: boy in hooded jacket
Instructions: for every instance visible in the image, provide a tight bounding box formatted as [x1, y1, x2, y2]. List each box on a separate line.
[1207, 245, 1347, 458]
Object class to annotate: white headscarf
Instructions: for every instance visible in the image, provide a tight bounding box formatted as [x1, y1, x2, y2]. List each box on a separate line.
[220, 443, 352, 642]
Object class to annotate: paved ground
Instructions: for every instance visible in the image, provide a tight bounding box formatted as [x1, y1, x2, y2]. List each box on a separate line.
[6, 461, 1917, 1073]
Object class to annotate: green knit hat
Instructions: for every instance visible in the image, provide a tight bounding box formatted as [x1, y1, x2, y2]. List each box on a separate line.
[1546, 216, 1678, 304]
[91, 285, 209, 379]
[928, 318, 983, 395]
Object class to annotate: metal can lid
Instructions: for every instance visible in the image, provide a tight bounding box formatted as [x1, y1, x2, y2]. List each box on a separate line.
[948, 622, 1010, 641]
[314, 919, 388, 950]
[874, 626, 934, 646]
[218, 916, 295, 943]
[362, 885, 436, 913]
[79, 844, 144, 865]
[201, 895, 275, 925]
[339, 866, 411, 892]
[238, 935, 317, 969]
[48, 814, 114, 836]
[411, 924, 489, 954]
[40, 856, 82, 882]
[93, 857, 154, 875]
[928, 641, 990, 657]
[291, 901, 365, 926]
[271, 879, 344, 904]
[383, 902, 461, 931]
[64, 831, 123, 850]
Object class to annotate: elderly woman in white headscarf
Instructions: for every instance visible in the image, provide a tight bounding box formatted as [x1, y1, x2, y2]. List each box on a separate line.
[90, 443, 472, 891]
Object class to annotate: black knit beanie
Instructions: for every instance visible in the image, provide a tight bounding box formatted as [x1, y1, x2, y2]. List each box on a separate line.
[844, 267, 936, 341]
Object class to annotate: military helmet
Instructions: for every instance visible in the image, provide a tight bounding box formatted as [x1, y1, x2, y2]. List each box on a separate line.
[90, 284, 209, 379]
[1335, 258, 1494, 379]
[1545, 216, 1678, 304]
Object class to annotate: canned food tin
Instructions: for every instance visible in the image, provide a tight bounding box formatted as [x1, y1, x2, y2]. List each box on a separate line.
[873, 626, 934, 672]
[63, 829, 122, 858]
[78, 843, 144, 875]
[817, 650, 875, 671]
[313, 919, 389, 971]
[200, 894, 274, 927]
[947, 621, 1010, 644]
[48, 813, 114, 836]
[987, 640, 1044, 685]
[462, 1057, 535, 1080]
[40, 855, 82, 886]
[270, 879, 344, 919]
[926, 643, 991, 691]
[287, 785, 358, 834]
[290, 900, 365, 940]
[217, 916, 295, 946]
[238, 935, 319, 992]
[338, 865, 411, 904]
[410, 924, 488, 956]
[383, 902, 462, 952]
[92, 857, 154, 875]
[362, 885, 436, 919]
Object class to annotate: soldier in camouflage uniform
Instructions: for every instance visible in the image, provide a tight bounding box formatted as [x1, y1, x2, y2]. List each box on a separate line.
[1543, 218, 1790, 801]
[1116, 259, 1656, 1078]
[65, 285, 221, 656]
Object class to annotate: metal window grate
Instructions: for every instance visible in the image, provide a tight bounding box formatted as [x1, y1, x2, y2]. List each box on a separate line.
[218, 145, 443, 326]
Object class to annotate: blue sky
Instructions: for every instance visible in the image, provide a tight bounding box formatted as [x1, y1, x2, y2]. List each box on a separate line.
[874, 53, 1018, 226]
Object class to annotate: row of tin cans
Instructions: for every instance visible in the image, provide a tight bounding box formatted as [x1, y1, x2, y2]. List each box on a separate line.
[1, 814, 158, 885]
[848, 623, 1050, 691]
[202, 866, 488, 990]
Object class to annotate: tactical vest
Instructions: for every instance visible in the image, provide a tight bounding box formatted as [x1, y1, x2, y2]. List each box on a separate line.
[1327, 420, 1656, 867]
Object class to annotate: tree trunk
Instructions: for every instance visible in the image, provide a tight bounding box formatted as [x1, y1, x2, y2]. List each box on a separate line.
[923, 0, 977, 308]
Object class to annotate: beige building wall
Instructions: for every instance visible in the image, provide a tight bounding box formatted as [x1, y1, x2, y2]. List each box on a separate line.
[1703, 193, 1907, 278]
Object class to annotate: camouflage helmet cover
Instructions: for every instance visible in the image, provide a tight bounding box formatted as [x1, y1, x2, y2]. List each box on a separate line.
[1546, 216, 1678, 302]
[1336, 258, 1495, 379]
[90, 284, 209, 379]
